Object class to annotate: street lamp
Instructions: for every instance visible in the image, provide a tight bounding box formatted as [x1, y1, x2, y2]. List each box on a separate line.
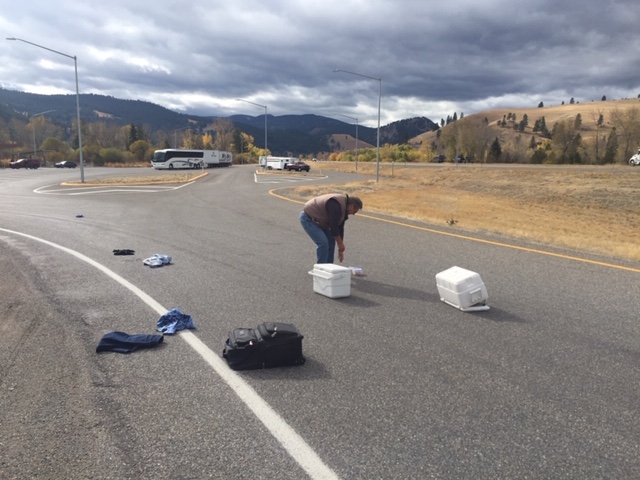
[337, 113, 359, 171]
[236, 98, 267, 165]
[334, 69, 381, 182]
[31, 109, 55, 161]
[7, 37, 85, 182]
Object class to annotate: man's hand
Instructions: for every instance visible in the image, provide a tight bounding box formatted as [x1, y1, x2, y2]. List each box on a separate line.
[337, 240, 346, 263]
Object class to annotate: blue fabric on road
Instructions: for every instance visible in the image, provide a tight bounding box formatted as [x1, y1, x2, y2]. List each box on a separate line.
[96, 331, 164, 353]
[156, 308, 196, 335]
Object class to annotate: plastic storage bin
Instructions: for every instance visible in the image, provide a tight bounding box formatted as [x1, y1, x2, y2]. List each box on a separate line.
[308, 263, 352, 298]
[435, 266, 489, 311]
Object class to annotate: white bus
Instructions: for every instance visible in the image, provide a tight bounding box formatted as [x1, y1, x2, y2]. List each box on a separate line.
[152, 149, 233, 170]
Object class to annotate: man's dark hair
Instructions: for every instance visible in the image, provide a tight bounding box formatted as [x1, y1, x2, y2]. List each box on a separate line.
[348, 196, 363, 210]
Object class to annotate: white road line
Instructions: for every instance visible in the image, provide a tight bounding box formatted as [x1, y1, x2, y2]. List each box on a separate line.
[34, 182, 196, 195]
[0, 227, 340, 480]
[254, 173, 326, 184]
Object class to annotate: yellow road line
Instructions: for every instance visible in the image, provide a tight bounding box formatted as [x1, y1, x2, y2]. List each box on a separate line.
[270, 189, 640, 274]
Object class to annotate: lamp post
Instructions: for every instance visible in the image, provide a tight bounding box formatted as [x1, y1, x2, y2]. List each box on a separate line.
[31, 109, 55, 161]
[7, 37, 85, 182]
[337, 113, 359, 171]
[334, 69, 381, 182]
[236, 98, 267, 165]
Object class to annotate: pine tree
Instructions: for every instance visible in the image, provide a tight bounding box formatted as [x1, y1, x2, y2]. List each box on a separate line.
[127, 124, 139, 148]
[539, 117, 550, 137]
[574, 113, 582, 130]
[604, 127, 618, 163]
[489, 137, 502, 161]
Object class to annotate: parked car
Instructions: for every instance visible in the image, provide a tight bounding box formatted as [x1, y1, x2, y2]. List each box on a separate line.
[285, 161, 310, 172]
[55, 161, 77, 168]
[432, 154, 445, 163]
[9, 158, 40, 169]
[454, 155, 473, 163]
[629, 150, 640, 166]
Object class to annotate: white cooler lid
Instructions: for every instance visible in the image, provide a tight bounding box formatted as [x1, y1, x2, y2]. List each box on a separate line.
[313, 263, 352, 274]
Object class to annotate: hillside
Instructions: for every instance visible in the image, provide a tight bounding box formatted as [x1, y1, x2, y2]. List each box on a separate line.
[412, 98, 640, 161]
[327, 134, 374, 152]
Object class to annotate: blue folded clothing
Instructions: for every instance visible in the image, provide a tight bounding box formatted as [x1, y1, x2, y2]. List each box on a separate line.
[156, 308, 196, 335]
[96, 331, 164, 354]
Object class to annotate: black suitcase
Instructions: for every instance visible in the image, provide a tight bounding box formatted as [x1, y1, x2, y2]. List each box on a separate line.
[222, 322, 305, 370]
[257, 322, 305, 368]
[222, 327, 263, 371]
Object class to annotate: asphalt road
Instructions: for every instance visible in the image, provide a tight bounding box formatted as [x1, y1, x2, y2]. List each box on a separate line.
[1, 165, 639, 480]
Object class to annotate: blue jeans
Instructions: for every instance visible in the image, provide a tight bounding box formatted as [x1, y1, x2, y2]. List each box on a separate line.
[300, 211, 335, 263]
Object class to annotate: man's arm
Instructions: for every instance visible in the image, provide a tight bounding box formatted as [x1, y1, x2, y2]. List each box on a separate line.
[326, 199, 346, 262]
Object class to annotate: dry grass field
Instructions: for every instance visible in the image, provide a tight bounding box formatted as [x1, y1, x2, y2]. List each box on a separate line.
[285, 162, 640, 263]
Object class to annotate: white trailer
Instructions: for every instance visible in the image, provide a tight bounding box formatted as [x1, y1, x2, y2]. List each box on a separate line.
[259, 156, 296, 170]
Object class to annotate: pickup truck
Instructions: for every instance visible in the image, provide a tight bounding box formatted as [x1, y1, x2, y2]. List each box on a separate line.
[285, 161, 310, 172]
[10, 158, 40, 169]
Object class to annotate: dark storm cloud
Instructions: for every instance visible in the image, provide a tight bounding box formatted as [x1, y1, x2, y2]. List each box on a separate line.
[2, 0, 639, 126]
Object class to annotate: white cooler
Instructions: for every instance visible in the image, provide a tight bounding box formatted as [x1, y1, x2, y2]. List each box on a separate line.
[308, 263, 352, 298]
[435, 266, 489, 311]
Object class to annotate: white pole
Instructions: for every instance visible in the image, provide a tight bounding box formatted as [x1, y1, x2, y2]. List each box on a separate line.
[7, 37, 85, 182]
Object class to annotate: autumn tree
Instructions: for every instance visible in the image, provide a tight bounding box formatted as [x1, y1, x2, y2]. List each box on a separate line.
[40, 137, 72, 164]
[551, 117, 582, 163]
[212, 118, 234, 151]
[611, 107, 640, 161]
[85, 121, 121, 149]
[129, 139, 152, 162]
[202, 132, 214, 149]
[27, 116, 62, 156]
[441, 121, 459, 160]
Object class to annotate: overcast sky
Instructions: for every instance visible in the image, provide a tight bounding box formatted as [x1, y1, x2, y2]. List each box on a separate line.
[2, 0, 639, 127]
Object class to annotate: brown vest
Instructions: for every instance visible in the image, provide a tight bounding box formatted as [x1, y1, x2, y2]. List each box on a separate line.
[303, 194, 347, 229]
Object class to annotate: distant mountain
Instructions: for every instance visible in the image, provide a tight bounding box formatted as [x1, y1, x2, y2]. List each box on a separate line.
[0, 88, 438, 155]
